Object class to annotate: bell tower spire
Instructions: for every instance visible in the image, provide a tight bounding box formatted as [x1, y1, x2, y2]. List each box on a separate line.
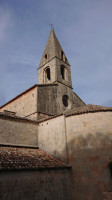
[38, 29, 72, 88]
[37, 30, 85, 117]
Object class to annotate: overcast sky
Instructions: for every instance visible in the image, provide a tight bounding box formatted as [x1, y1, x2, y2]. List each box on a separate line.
[0, 0, 112, 107]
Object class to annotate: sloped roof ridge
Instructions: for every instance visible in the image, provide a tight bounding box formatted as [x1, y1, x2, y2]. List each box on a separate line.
[0, 112, 38, 124]
[87, 104, 112, 109]
[64, 104, 112, 117]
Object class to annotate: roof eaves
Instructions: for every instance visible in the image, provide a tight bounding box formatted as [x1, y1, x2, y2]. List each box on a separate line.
[0, 112, 38, 124]
[65, 104, 112, 117]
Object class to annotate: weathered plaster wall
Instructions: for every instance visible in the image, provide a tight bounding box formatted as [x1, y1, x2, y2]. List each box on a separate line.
[0, 87, 37, 120]
[0, 169, 72, 200]
[0, 115, 38, 146]
[65, 112, 112, 200]
[38, 115, 68, 162]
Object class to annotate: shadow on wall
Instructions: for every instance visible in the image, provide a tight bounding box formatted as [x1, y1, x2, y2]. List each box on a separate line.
[64, 132, 112, 200]
[67, 131, 112, 151]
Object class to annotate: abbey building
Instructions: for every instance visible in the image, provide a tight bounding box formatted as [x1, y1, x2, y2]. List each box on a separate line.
[0, 29, 112, 200]
[0, 29, 85, 120]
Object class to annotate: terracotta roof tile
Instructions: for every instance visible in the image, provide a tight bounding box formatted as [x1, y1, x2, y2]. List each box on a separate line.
[0, 146, 70, 171]
[64, 104, 112, 117]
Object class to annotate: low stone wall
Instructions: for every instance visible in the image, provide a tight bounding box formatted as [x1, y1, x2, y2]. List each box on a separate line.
[0, 114, 38, 147]
[0, 169, 72, 200]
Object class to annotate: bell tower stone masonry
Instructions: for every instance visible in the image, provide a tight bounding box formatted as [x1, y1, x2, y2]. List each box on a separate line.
[38, 29, 72, 87]
[0, 29, 85, 120]
[37, 29, 85, 117]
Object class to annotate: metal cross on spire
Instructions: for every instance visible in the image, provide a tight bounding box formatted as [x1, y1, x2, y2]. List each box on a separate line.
[49, 24, 55, 30]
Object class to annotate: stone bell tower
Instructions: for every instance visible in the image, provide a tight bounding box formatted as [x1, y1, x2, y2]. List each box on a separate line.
[37, 29, 85, 117]
[38, 29, 72, 88]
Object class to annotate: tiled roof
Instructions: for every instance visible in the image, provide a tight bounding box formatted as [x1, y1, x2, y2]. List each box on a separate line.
[0, 145, 70, 171]
[64, 104, 112, 117]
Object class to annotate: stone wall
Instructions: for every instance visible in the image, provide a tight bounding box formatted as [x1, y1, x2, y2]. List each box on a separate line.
[38, 115, 68, 162]
[72, 91, 85, 107]
[57, 83, 85, 113]
[0, 115, 38, 147]
[0, 169, 72, 200]
[37, 84, 58, 115]
[37, 82, 85, 116]
[26, 112, 38, 121]
[1, 100, 112, 200]
[37, 112, 53, 120]
[65, 111, 112, 200]
[0, 86, 37, 120]
[38, 111, 112, 200]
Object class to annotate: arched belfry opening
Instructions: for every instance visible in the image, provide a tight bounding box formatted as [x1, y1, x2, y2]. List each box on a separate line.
[61, 50, 64, 60]
[45, 54, 47, 60]
[60, 65, 66, 80]
[44, 67, 51, 82]
[109, 162, 112, 177]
